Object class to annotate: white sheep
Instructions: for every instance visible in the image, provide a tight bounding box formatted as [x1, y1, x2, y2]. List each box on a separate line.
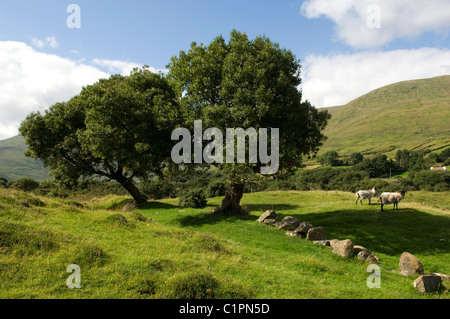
[378, 190, 407, 212]
[355, 187, 378, 205]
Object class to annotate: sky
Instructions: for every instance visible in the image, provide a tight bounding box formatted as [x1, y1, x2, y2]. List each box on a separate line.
[0, 0, 449, 140]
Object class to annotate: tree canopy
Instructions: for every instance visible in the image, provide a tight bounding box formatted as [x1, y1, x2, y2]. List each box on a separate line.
[20, 67, 180, 203]
[167, 30, 330, 214]
[20, 31, 331, 211]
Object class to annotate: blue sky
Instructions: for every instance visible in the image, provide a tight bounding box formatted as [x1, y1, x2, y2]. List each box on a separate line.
[1, 0, 450, 139]
[0, 1, 336, 68]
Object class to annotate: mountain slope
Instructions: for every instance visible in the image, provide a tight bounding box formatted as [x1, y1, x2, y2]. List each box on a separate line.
[320, 75, 450, 157]
[0, 135, 49, 181]
[1, 75, 449, 180]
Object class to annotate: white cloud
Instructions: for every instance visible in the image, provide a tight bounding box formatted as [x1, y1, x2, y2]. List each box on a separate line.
[0, 41, 164, 140]
[45, 36, 58, 48]
[31, 38, 45, 49]
[92, 58, 142, 75]
[301, 47, 450, 107]
[31, 35, 58, 49]
[92, 58, 166, 76]
[301, 0, 450, 48]
[0, 41, 109, 140]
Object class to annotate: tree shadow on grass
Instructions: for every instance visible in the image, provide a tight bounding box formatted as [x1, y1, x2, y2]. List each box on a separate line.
[287, 208, 449, 256]
[175, 203, 300, 227]
[137, 201, 180, 210]
[176, 212, 256, 228]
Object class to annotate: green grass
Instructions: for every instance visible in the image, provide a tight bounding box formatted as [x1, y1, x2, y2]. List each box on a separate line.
[0, 188, 449, 299]
[321, 75, 450, 157]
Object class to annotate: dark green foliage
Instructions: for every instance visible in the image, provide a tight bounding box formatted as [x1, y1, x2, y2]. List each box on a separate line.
[395, 149, 431, 172]
[413, 170, 450, 191]
[429, 147, 450, 163]
[10, 177, 40, 192]
[353, 154, 391, 178]
[204, 179, 227, 198]
[0, 177, 8, 188]
[33, 179, 69, 198]
[318, 150, 342, 166]
[141, 179, 180, 199]
[19, 67, 181, 203]
[278, 164, 447, 193]
[440, 147, 450, 160]
[178, 188, 207, 208]
[350, 152, 364, 165]
[167, 29, 330, 214]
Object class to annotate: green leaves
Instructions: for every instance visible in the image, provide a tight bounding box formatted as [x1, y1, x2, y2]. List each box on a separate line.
[20, 67, 180, 200]
[167, 30, 330, 178]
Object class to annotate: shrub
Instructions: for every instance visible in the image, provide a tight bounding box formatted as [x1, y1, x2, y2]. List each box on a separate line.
[293, 167, 343, 191]
[318, 150, 342, 166]
[350, 152, 364, 165]
[205, 179, 227, 198]
[413, 170, 450, 191]
[141, 179, 180, 199]
[353, 154, 391, 178]
[178, 188, 207, 208]
[10, 177, 40, 192]
[0, 177, 8, 188]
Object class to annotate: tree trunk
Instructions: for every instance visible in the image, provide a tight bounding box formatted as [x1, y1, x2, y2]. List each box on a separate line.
[115, 174, 148, 204]
[211, 183, 247, 216]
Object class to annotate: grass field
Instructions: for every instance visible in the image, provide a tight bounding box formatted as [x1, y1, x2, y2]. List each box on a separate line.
[0, 189, 448, 299]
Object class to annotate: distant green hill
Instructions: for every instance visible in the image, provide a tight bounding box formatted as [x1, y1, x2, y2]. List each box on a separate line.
[2, 75, 450, 180]
[0, 135, 49, 182]
[321, 75, 450, 157]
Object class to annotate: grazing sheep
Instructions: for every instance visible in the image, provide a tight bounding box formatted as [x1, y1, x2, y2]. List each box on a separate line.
[378, 190, 407, 212]
[355, 187, 378, 205]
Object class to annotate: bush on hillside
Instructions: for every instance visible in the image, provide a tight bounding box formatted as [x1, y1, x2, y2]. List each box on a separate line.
[0, 177, 8, 188]
[178, 188, 207, 209]
[318, 150, 342, 167]
[204, 179, 227, 198]
[413, 170, 450, 192]
[10, 177, 40, 192]
[141, 179, 180, 199]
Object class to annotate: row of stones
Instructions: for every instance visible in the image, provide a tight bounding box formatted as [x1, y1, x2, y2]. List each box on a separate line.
[257, 210, 380, 262]
[258, 210, 448, 293]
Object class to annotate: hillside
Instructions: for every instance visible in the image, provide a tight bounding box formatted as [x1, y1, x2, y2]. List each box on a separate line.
[0, 135, 49, 181]
[320, 75, 450, 157]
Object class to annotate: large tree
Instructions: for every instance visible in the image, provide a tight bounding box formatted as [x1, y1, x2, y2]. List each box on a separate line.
[167, 30, 330, 215]
[19, 67, 180, 203]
